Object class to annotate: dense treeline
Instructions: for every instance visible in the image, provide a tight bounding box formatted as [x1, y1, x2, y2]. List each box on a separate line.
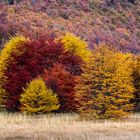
[0, 0, 139, 120]
[0, 33, 140, 119]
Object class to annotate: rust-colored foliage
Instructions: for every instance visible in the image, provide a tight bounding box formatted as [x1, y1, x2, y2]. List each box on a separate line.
[44, 64, 78, 112]
[3, 37, 82, 111]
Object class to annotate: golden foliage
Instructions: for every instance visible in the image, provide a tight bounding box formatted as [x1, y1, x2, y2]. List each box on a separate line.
[0, 36, 27, 105]
[75, 44, 135, 119]
[0, 36, 27, 77]
[60, 33, 91, 62]
[20, 78, 60, 114]
[132, 56, 140, 111]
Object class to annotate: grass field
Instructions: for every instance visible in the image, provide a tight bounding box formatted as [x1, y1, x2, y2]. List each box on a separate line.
[0, 113, 140, 140]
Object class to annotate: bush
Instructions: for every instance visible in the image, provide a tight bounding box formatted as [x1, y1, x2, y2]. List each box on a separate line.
[20, 78, 59, 114]
[75, 44, 135, 119]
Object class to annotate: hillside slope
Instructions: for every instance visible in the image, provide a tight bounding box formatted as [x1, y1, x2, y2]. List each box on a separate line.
[0, 0, 140, 53]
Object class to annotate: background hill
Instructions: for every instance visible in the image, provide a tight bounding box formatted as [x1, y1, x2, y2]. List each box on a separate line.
[0, 0, 140, 53]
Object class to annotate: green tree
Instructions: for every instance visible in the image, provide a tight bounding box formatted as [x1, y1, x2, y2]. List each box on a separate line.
[75, 44, 135, 119]
[20, 78, 60, 114]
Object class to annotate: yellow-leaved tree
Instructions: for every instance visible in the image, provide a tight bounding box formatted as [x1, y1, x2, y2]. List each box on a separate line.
[60, 33, 91, 62]
[0, 36, 27, 105]
[75, 44, 135, 119]
[20, 78, 60, 114]
[131, 56, 140, 112]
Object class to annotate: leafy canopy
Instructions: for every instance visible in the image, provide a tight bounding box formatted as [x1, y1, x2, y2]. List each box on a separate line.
[60, 33, 91, 62]
[20, 78, 60, 114]
[75, 44, 135, 119]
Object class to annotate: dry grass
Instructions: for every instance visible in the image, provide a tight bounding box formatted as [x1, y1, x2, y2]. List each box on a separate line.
[0, 113, 140, 140]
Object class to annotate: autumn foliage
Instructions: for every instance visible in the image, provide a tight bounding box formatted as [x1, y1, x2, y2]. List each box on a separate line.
[0, 0, 139, 120]
[0, 36, 83, 111]
[0, 33, 139, 119]
[132, 56, 140, 112]
[0, 0, 139, 53]
[0, 36, 28, 107]
[75, 45, 135, 119]
[20, 78, 59, 114]
[44, 64, 78, 112]
[60, 33, 91, 62]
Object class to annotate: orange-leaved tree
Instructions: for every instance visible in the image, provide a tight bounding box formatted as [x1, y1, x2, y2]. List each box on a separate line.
[75, 44, 135, 119]
[131, 55, 140, 112]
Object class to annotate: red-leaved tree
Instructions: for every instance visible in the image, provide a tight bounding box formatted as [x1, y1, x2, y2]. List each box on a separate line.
[3, 37, 83, 111]
[44, 64, 78, 112]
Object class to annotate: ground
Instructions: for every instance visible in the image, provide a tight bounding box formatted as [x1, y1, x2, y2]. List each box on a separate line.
[0, 113, 140, 140]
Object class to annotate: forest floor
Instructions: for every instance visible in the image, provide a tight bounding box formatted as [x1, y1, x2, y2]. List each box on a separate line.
[0, 113, 140, 140]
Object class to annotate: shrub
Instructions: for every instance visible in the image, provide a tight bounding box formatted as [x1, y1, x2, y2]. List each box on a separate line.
[20, 78, 59, 114]
[44, 64, 78, 112]
[60, 33, 91, 62]
[75, 44, 135, 119]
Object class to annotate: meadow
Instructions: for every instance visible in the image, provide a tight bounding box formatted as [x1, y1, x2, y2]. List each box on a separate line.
[0, 113, 140, 140]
